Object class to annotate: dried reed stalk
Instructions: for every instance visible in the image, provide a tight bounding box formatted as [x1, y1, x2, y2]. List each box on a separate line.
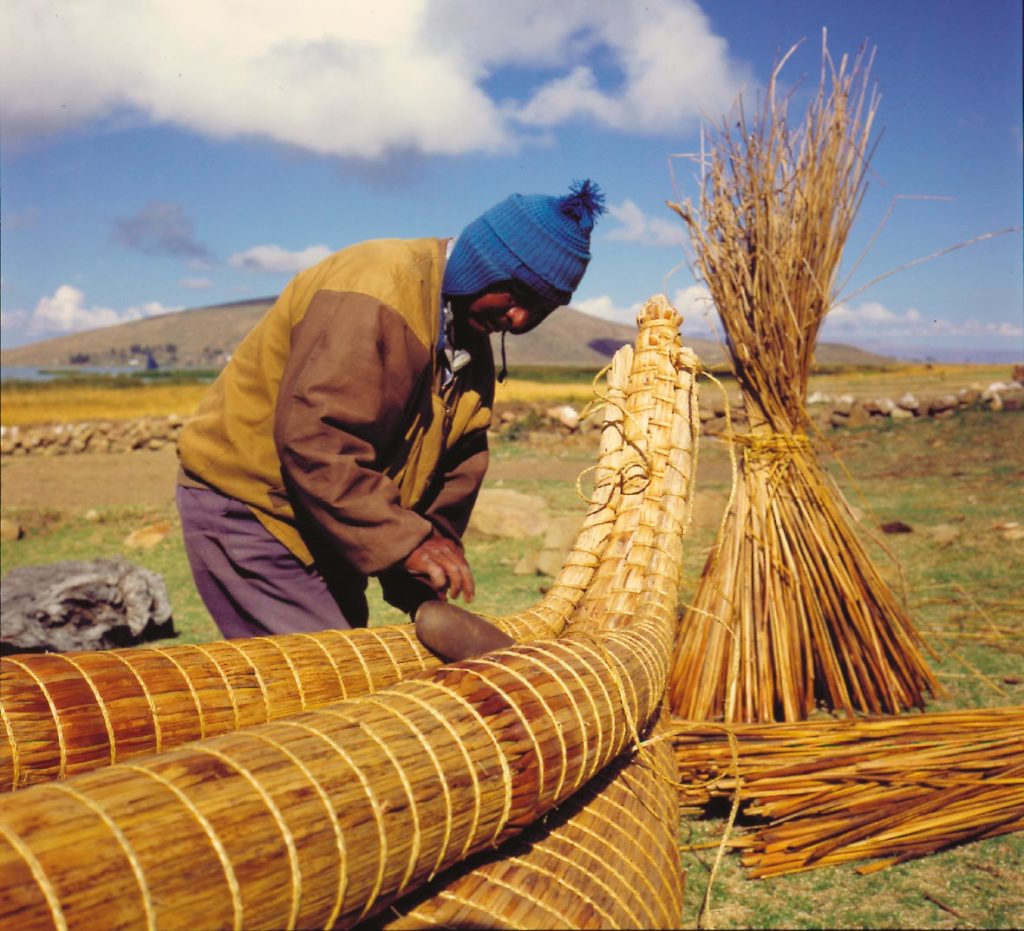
[671, 707, 1024, 874]
[0, 347, 632, 794]
[666, 41, 938, 722]
[0, 300, 691, 930]
[383, 296, 696, 929]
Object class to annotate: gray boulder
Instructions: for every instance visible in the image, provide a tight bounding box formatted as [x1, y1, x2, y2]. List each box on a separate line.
[1, 558, 174, 655]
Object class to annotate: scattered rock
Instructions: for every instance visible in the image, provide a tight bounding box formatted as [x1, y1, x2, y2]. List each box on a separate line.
[881, 520, 914, 534]
[890, 407, 914, 421]
[545, 404, 581, 432]
[468, 489, 550, 540]
[864, 398, 895, 416]
[833, 395, 855, 416]
[1, 558, 174, 654]
[533, 515, 581, 577]
[897, 393, 920, 413]
[84, 509, 102, 523]
[124, 520, 174, 550]
[928, 395, 959, 416]
[927, 524, 963, 546]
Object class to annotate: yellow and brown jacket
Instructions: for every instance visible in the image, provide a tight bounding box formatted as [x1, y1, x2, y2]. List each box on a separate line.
[177, 237, 494, 576]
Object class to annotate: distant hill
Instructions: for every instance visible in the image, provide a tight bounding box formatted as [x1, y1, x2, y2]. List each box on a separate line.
[0, 296, 895, 371]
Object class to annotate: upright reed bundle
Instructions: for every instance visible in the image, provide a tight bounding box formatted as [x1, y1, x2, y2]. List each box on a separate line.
[671, 707, 1024, 875]
[667, 44, 938, 722]
[0, 299, 694, 930]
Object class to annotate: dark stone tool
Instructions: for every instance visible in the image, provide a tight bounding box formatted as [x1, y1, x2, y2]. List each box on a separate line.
[414, 600, 515, 662]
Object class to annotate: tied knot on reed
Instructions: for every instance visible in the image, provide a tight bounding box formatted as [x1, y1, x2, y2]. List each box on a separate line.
[732, 431, 811, 484]
[731, 430, 810, 461]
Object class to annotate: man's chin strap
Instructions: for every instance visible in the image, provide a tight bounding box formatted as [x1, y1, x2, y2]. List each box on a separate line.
[498, 331, 508, 384]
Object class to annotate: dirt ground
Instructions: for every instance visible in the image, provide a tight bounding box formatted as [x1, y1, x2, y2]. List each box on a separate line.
[0, 442, 621, 512]
[1, 446, 181, 511]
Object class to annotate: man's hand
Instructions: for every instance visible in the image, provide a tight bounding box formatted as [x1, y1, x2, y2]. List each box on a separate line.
[402, 530, 475, 603]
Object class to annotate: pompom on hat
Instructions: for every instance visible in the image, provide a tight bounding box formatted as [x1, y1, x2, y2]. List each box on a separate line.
[443, 179, 606, 312]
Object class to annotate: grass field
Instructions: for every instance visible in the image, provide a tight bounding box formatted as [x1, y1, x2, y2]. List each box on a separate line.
[0, 368, 1021, 928]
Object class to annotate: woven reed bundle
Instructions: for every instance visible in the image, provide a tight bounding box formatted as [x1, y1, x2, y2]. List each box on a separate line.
[384, 715, 683, 931]
[666, 42, 938, 722]
[381, 295, 696, 929]
[0, 300, 691, 931]
[671, 707, 1024, 875]
[0, 339, 633, 794]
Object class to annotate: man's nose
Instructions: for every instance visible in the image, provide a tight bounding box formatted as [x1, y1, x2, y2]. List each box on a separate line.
[506, 306, 533, 330]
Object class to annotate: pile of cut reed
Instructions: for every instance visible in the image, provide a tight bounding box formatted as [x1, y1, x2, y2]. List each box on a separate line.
[672, 706, 1024, 875]
[666, 42, 938, 722]
[0, 297, 697, 930]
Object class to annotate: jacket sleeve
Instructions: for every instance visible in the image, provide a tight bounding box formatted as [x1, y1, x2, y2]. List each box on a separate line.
[273, 289, 435, 575]
[421, 428, 489, 545]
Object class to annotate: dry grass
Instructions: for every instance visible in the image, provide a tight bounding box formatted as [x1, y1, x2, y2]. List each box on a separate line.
[0, 379, 599, 429]
[0, 383, 209, 427]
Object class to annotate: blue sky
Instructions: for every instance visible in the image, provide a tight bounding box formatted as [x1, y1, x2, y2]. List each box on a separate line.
[2, 0, 1021, 361]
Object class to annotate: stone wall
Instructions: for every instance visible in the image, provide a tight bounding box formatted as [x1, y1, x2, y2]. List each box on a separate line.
[0, 415, 184, 456]
[824, 381, 1022, 429]
[2, 378, 1020, 457]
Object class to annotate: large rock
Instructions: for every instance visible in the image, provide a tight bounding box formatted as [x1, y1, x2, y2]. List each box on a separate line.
[534, 515, 582, 577]
[468, 489, 550, 539]
[0, 558, 174, 654]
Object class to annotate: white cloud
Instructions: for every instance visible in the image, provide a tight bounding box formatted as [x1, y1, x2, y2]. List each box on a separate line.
[0, 0, 747, 158]
[1, 285, 180, 338]
[180, 277, 214, 289]
[228, 244, 333, 274]
[573, 295, 643, 324]
[606, 200, 686, 247]
[574, 288, 720, 335]
[670, 284, 719, 335]
[823, 300, 1024, 348]
[511, 0, 743, 133]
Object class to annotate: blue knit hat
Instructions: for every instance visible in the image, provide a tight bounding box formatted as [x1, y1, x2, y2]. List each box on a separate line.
[443, 179, 606, 309]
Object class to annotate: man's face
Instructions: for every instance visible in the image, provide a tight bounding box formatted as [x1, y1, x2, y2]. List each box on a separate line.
[456, 283, 558, 336]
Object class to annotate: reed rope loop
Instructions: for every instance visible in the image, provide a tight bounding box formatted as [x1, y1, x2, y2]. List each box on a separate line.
[732, 430, 810, 461]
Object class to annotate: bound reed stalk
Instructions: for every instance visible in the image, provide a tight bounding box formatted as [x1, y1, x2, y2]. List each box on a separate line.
[0, 344, 632, 794]
[671, 707, 1024, 875]
[666, 42, 938, 722]
[383, 295, 697, 929]
[0, 300, 691, 931]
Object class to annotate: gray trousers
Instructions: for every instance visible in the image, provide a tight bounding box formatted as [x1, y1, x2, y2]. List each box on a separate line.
[176, 484, 369, 639]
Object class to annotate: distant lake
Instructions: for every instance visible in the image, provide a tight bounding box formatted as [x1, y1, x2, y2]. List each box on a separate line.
[1, 365, 157, 382]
